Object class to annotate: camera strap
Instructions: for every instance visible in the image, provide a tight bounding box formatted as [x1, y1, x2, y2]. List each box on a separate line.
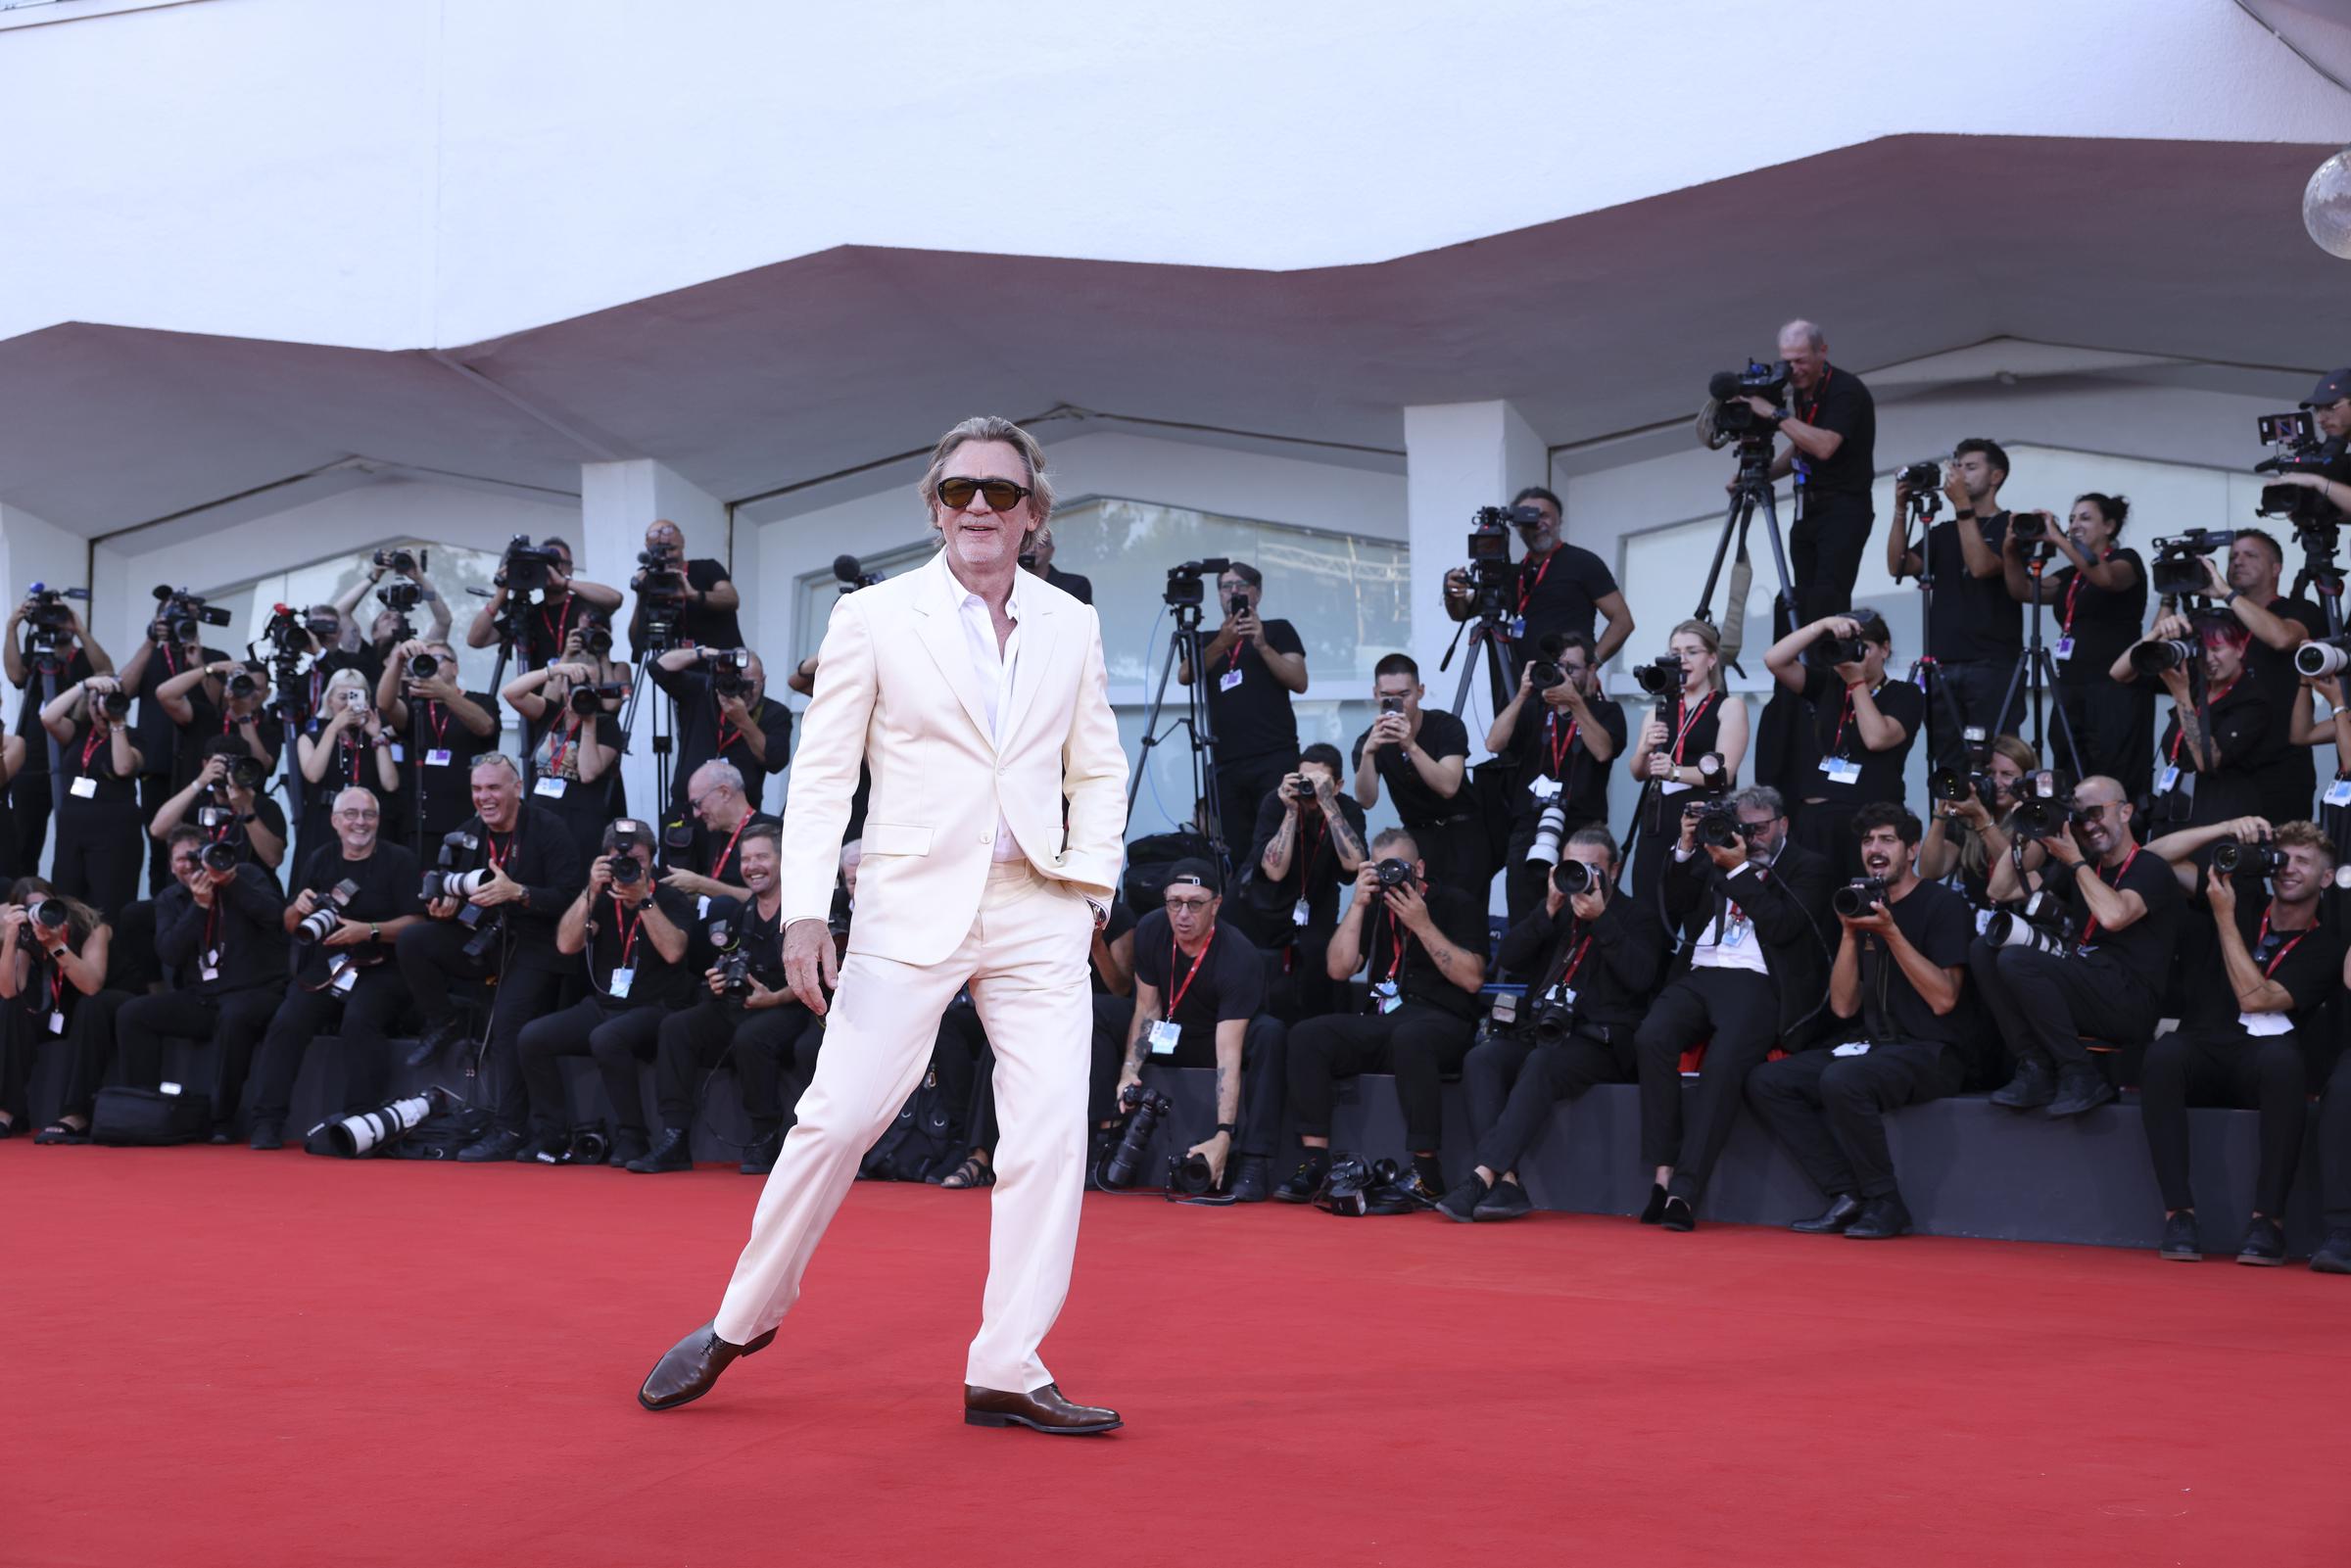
[2057, 552, 2110, 638]
[1543, 932, 1593, 1001]
[1670, 691, 1716, 763]
[539, 596, 574, 661]
[710, 814, 752, 884]
[1515, 548, 1555, 615]
[77, 727, 104, 774]
[2256, 905, 2313, 977]
[1545, 711, 1578, 775]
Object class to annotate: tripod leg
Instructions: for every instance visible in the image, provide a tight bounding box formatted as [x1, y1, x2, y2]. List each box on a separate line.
[1483, 628, 1516, 716]
[1451, 624, 1485, 720]
[1753, 485, 1798, 622]
[1125, 627, 1188, 822]
[2039, 652, 2087, 782]
[1180, 625, 1225, 863]
[1692, 487, 1750, 623]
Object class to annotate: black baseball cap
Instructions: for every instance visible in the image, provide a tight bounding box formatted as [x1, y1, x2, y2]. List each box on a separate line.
[1164, 858, 1222, 894]
[2300, 368, 2351, 407]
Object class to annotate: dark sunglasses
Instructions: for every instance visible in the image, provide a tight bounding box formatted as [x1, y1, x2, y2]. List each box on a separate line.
[936, 477, 1032, 512]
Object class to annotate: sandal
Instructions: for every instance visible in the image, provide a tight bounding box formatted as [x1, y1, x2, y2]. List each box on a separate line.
[937, 1154, 996, 1190]
[34, 1119, 90, 1145]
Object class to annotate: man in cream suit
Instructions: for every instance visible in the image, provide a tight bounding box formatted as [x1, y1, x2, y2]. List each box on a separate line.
[638, 416, 1131, 1435]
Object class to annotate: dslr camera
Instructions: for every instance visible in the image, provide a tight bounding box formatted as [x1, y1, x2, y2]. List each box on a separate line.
[1832, 877, 1888, 919]
[1928, 765, 2000, 806]
[2007, 770, 2078, 840]
[1163, 558, 1233, 612]
[1458, 507, 1533, 622]
[293, 878, 361, 947]
[1101, 1084, 1173, 1189]
[1632, 653, 1683, 698]
[198, 840, 240, 876]
[2149, 530, 2234, 598]
[704, 647, 753, 696]
[1895, 459, 1943, 515]
[1552, 857, 1606, 896]
[2213, 838, 2286, 879]
[21, 584, 91, 661]
[567, 681, 628, 716]
[707, 915, 754, 1003]
[1370, 857, 1415, 891]
[1687, 799, 1743, 851]
[1984, 889, 2072, 957]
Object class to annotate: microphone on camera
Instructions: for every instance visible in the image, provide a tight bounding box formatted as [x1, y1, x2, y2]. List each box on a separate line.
[1706, 371, 1745, 404]
[832, 554, 863, 585]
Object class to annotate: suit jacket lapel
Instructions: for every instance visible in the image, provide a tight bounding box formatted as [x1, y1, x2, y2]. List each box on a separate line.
[910, 552, 996, 747]
[1002, 592, 1059, 744]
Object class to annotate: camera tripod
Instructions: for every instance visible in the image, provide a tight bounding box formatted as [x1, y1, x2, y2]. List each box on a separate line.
[1438, 608, 1517, 722]
[1983, 544, 2085, 782]
[1128, 595, 1226, 866]
[1692, 433, 1796, 670]
[2289, 521, 2347, 640]
[610, 641, 681, 831]
[1896, 488, 1992, 774]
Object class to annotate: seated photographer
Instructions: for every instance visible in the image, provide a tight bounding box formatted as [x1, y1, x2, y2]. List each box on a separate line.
[1974, 774, 2182, 1117]
[243, 788, 424, 1152]
[1745, 804, 1976, 1241]
[1888, 442, 2018, 766]
[1437, 826, 1661, 1224]
[628, 517, 744, 656]
[5, 589, 108, 876]
[2112, 610, 2269, 832]
[1275, 831, 1488, 1206]
[1486, 632, 1624, 925]
[1762, 321, 1877, 623]
[119, 596, 231, 891]
[116, 825, 290, 1143]
[659, 759, 780, 913]
[38, 673, 146, 920]
[503, 655, 626, 870]
[1918, 736, 2045, 912]
[1243, 743, 1367, 1023]
[375, 638, 500, 846]
[295, 668, 402, 865]
[0, 879, 124, 1145]
[1176, 561, 1309, 854]
[1763, 610, 1922, 879]
[651, 643, 794, 815]
[2000, 492, 2151, 799]
[1019, 525, 1091, 604]
[464, 535, 623, 669]
[394, 753, 584, 1162]
[1111, 860, 1286, 1202]
[1442, 486, 1633, 663]
[1622, 619, 1749, 909]
[1350, 654, 1482, 897]
[147, 736, 289, 875]
[1634, 784, 1832, 1230]
[2132, 819, 2341, 1264]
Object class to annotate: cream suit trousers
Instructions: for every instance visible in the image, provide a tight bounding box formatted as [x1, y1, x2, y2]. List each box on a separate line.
[712, 860, 1095, 1393]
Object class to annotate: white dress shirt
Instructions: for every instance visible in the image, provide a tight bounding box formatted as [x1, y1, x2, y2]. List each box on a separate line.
[949, 564, 1027, 863]
[1678, 847, 1774, 976]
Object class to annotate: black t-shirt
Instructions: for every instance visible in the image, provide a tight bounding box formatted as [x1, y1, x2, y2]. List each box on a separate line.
[1923, 512, 2022, 664]
[394, 693, 498, 842]
[1799, 668, 1922, 807]
[2153, 679, 2270, 827]
[2244, 593, 2327, 812]
[291, 839, 423, 977]
[1130, 910, 1267, 1034]
[584, 883, 698, 1009]
[1356, 881, 1489, 1022]
[1497, 895, 1661, 1029]
[1790, 365, 1875, 498]
[632, 557, 742, 656]
[677, 811, 782, 892]
[2049, 549, 2147, 687]
[56, 720, 139, 810]
[1847, 878, 1975, 1048]
[1246, 790, 1368, 931]
[2177, 896, 2343, 1037]
[1512, 544, 1619, 655]
[1203, 617, 1306, 763]
[2069, 843, 2183, 993]
[133, 641, 227, 780]
[11, 646, 94, 770]
[154, 864, 288, 995]
[442, 804, 584, 968]
[177, 789, 289, 872]
[657, 670, 794, 813]
[1042, 566, 1093, 605]
[1351, 707, 1473, 827]
[1502, 697, 1626, 834]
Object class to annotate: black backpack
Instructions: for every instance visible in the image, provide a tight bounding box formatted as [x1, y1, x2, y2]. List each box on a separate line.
[860, 1067, 962, 1182]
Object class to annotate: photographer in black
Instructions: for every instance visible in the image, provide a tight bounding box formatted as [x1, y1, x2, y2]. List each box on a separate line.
[1974, 774, 2182, 1117]
[375, 638, 500, 845]
[1437, 826, 1661, 1224]
[1763, 610, 1922, 879]
[1244, 742, 1367, 1022]
[514, 819, 695, 1166]
[2000, 493, 2150, 797]
[1889, 441, 2019, 764]
[153, 655, 279, 780]
[2212, 532, 2326, 827]
[1275, 830, 1489, 1206]
[1634, 784, 1832, 1230]
[650, 644, 794, 815]
[393, 753, 583, 1162]
[628, 518, 743, 655]
[1177, 561, 1310, 852]
[1485, 631, 1624, 924]
[504, 653, 627, 867]
[464, 535, 623, 669]
[1745, 803, 1977, 1241]
[37, 674, 146, 920]
[243, 788, 425, 1151]
[2111, 610, 2270, 831]
[1019, 525, 1091, 604]
[659, 759, 780, 913]
[1917, 735, 2044, 910]
[2135, 818, 2342, 1264]
[341, 547, 455, 651]
[118, 593, 230, 890]
[1350, 654, 1481, 896]
[0, 879, 124, 1145]
[5, 589, 108, 878]
[146, 736, 289, 875]
[1441, 486, 1633, 663]
[1755, 320, 1877, 622]
[116, 825, 290, 1143]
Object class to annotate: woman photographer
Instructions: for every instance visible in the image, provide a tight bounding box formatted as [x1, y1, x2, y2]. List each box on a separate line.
[2114, 611, 2270, 832]
[38, 674, 146, 919]
[295, 668, 401, 867]
[0, 877, 124, 1144]
[504, 648, 625, 869]
[376, 637, 500, 846]
[1918, 735, 2046, 910]
[1623, 618, 1749, 911]
[2002, 492, 2150, 799]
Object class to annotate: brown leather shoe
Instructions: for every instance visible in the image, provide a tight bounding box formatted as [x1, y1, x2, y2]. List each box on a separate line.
[963, 1382, 1122, 1435]
[636, 1321, 778, 1411]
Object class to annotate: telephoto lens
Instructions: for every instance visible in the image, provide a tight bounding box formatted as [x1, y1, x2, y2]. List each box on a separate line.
[225, 671, 260, 701]
[1832, 877, 1889, 919]
[582, 625, 614, 658]
[1552, 858, 1603, 895]
[293, 878, 361, 946]
[1632, 655, 1683, 697]
[2130, 638, 2195, 677]
[1928, 766, 1967, 802]
[1984, 909, 2070, 956]
[2213, 839, 2287, 879]
[568, 685, 603, 716]
[29, 898, 69, 933]
[608, 854, 645, 886]
[2293, 639, 2351, 680]
[1101, 1087, 1172, 1189]
[100, 690, 131, 719]
[198, 841, 238, 875]
[227, 755, 266, 791]
[1525, 804, 1569, 867]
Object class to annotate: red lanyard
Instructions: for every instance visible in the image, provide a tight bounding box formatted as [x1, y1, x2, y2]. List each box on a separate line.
[2256, 905, 2313, 978]
[78, 727, 105, 773]
[2168, 678, 2237, 765]
[1799, 366, 1830, 426]
[1515, 548, 1555, 615]
[1556, 934, 1594, 991]
[1294, 815, 1326, 895]
[1831, 684, 1874, 757]
[202, 896, 223, 957]
[424, 702, 450, 748]
[710, 814, 751, 883]
[1546, 710, 1579, 775]
[610, 901, 643, 974]
[540, 597, 573, 660]
[485, 829, 513, 873]
[2060, 552, 2112, 636]
[714, 700, 743, 756]
[1671, 690, 1717, 762]
[2081, 844, 2141, 946]
[1167, 924, 1217, 1015]
[546, 721, 578, 778]
[1225, 636, 1245, 674]
[339, 728, 364, 779]
[1381, 910, 1412, 982]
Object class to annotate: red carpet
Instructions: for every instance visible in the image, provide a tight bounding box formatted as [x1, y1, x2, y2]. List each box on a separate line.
[6, 1144, 2345, 1568]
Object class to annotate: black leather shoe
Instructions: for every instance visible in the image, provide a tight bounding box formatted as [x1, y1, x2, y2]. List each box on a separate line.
[1659, 1196, 1696, 1232]
[1844, 1194, 1913, 1240]
[2236, 1215, 2286, 1266]
[637, 1321, 778, 1412]
[1990, 1058, 2056, 1110]
[456, 1128, 524, 1163]
[627, 1127, 695, 1173]
[2045, 1071, 2115, 1118]
[1228, 1155, 1269, 1204]
[249, 1118, 284, 1152]
[2160, 1211, 2201, 1260]
[1271, 1156, 1328, 1204]
[608, 1130, 651, 1169]
[1473, 1178, 1532, 1221]
[1639, 1182, 1668, 1224]
[964, 1382, 1121, 1435]
[405, 1016, 468, 1070]
[739, 1133, 781, 1176]
[208, 1126, 234, 1145]
[1434, 1172, 1488, 1223]
[516, 1133, 569, 1164]
[1792, 1194, 1864, 1234]
[2311, 1229, 2351, 1274]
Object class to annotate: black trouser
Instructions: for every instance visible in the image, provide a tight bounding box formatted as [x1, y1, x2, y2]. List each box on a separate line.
[2322, 1049, 2351, 1232]
[1287, 1003, 1472, 1153]
[2055, 679, 2154, 803]
[1968, 939, 2155, 1077]
[52, 802, 145, 924]
[1463, 1023, 1632, 1178]
[1746, 1041, 1963, 1202]
[0, 989, 124, 1126]
[2139, 1025, 2309, 1217]
[9, 764, 55, 882]
[1502, 844, 1553, 930]
[246, 967, 409, 1125]
[1790, 491, 1874, 626]
[1928, 658, 2013, 770]
[138, 776, 176, 895]
[107, 900, 163, 995]
[116, 984, 284, 1134]
[1213, 752, 1290, 866]
[1263, 929, 1338, 1023]
[1792, 798, 1861, 881]
[394, 921, 561, 1135]
[1406, 815, 1491, 904]
[651, 996, 815, 1138]
[517, 996, 667, 1142]
[1633, 967, 1782, 1202]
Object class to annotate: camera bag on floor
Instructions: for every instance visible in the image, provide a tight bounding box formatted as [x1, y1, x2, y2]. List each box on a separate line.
[1316, 1155, 1422, 1216]
[861, 1067, 961, 1183]
[1123, 831, 1218, 914]
[89, 1085, 213, 1147]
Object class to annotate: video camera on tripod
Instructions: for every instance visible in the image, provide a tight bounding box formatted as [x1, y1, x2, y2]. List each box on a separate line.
[371, 549, 429, 630]
[1457, 507, 1539, 624]
[148, 585, 232, 645]
[20, 584, 91, 663]
[1163, 558, 1232, 613]
[635, 540, 688, 651]
[492, 535, 567, 603]
[1700, 360, 1792, 447]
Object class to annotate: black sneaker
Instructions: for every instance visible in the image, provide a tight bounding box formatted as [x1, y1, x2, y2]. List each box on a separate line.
[2045, 1070, 2116, 1118]
[1228, 1155, 1270, 1204]
[1434, 1173, 1489, 1223]
[1660, 1195, 1696, 1232]
[626, 1127, 695, 1173]
[2159, 1211, 2201, 1261]
[2235, 1215, 2286, 1267]
[248, 1119, 284, 1152]
[1473, 1178, 1533, 1221]
[208, 1126, 234, 1145]
[1990, 1057, 2057, 1110]
[739, 1133, 782, 1176]
[2311, 1229, 2351, 1274]
[1639, 1182, 1668, 1224]
[405, 1015, 469, 1070]
[456, 1128, 524, 1163]
[608, 1130, 651, 1169]
[1271, 1156, 1329, 1204]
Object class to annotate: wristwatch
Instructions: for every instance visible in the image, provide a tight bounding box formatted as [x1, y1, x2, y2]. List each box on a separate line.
[1215, 1122, 1238, 1137]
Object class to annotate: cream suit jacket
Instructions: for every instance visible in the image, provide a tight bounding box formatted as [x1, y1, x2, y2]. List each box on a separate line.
[776, 548, 1130, 967]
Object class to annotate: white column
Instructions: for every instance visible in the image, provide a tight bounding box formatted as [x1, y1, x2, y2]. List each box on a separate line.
[1402, 400, 1545, 753]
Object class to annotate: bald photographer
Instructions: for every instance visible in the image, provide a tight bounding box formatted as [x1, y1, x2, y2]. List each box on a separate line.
[1754, 320, 1877, 623]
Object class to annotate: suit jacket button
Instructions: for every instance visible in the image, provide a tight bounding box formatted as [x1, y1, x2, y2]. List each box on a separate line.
[980, 831, 993, 844]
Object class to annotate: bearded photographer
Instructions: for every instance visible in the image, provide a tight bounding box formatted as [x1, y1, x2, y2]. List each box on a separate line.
[37, 674, 146, 920]
[375, 638, 499, 845]
[1974, 775, 2183, 1117]
[1245, 743, 1367, 1023]
[115, 825, 289, 1143]
[242, 788, 424, 1151]
[0, 879, 124, 1145]
[464, 535, 623, 670]
[1351, 654, 1481, 897]
[5, 588, 109, 877]
[295, 668, 402, 866]
[146, 736, 289, 875]
[1177, 561, 1310, 854]
[511, 820, 694, 1167]
[2111, 611, 2270, 832]
[628, 518, 744, 656]
[1485, 631, 1623, 925]
[650, 644, 794, 816]
[1437, 826, 1661, 1224]
[393, 753, 583, 1163]
[2000, 493, 2150, 798]
[1274, 830, 1488, 1206]
[1745, 803, 1976, 1241]
[1634, 785, 1832, 1231]
[2134, 818, 2342, 1264]
[1441, 487, 1632, 663]
[1762, 610, 1922, 879]
[1754, 321, 1877, 623]
[1888, 441, 2019, 765]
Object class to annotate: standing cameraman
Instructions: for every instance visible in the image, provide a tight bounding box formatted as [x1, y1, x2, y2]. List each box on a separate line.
[146, 736, 289, 876]
[628, 518, 743, 656]
[1437, 826, 1661, 1224]
[118, 597, 230, 892]
[375, 638, 500, 846]
[1245, 742, 1367, 1023]
[1755, 321, 1876, 623]
[464, 536, 623, 670]
[1441, 487, 1632, 664]
[2001, 493, 2150, 798]
[1889, 440, 2019, 764]
[1351, 654, 1481, 897]
[1177, 562, 1308, 856]
[1763, 610, 1922, 879]
[4, 591, 108, 878]
[38, 675, 146, 920]
[651, 644, 794, 816]
[1485, 631, 1623, 924]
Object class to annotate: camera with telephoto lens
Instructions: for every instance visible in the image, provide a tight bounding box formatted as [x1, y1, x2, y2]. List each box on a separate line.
[149, 584, 231, 644]
[2008, 770, 2079, 840]
[373, 548, 423, 576]
[2294, 636, 2351, 680]
[1371, 857, 1415, 890]
[605, 852, 645, 887]
[1928, 765, 1998, 805]
[1632, 654, 1683, 697]
[2253, 410, 2343, 533]
[199, 840, 239, 875]
[2149, 530, 2235, 597]
[224, 668, 261, 702]
[418, 831, 484, 904]
[1163, 558, 1233, 612]
[1691, 800, 1743, 850]
[1703, 360, 1792, 439]
[1833, 877, 1889, 919]
[1552, 857, 1605, 896]
[29, 898, 69, 935]
[579, 623, 614, 660]
[99, 689, 130, 720]
[1529, 659, 1565, 691]
[407, 651, 441, 683]
[1526, 804, 1569, 867]
[293, 878, 361, 946]
[494, 535, 565, 600]
[707, 647, 752, 696]
[2213, 839, 2287, 879]
[1985, 890, 2071, 956]
[216, 754, 265, 794]
[2130, 637, 2197, 677]
[2009, 511, 2056, 558]
[1101, 1084, 1173, 1189]
[569, 681, 626, 716]
[1166, 1151, 1219, 1198]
